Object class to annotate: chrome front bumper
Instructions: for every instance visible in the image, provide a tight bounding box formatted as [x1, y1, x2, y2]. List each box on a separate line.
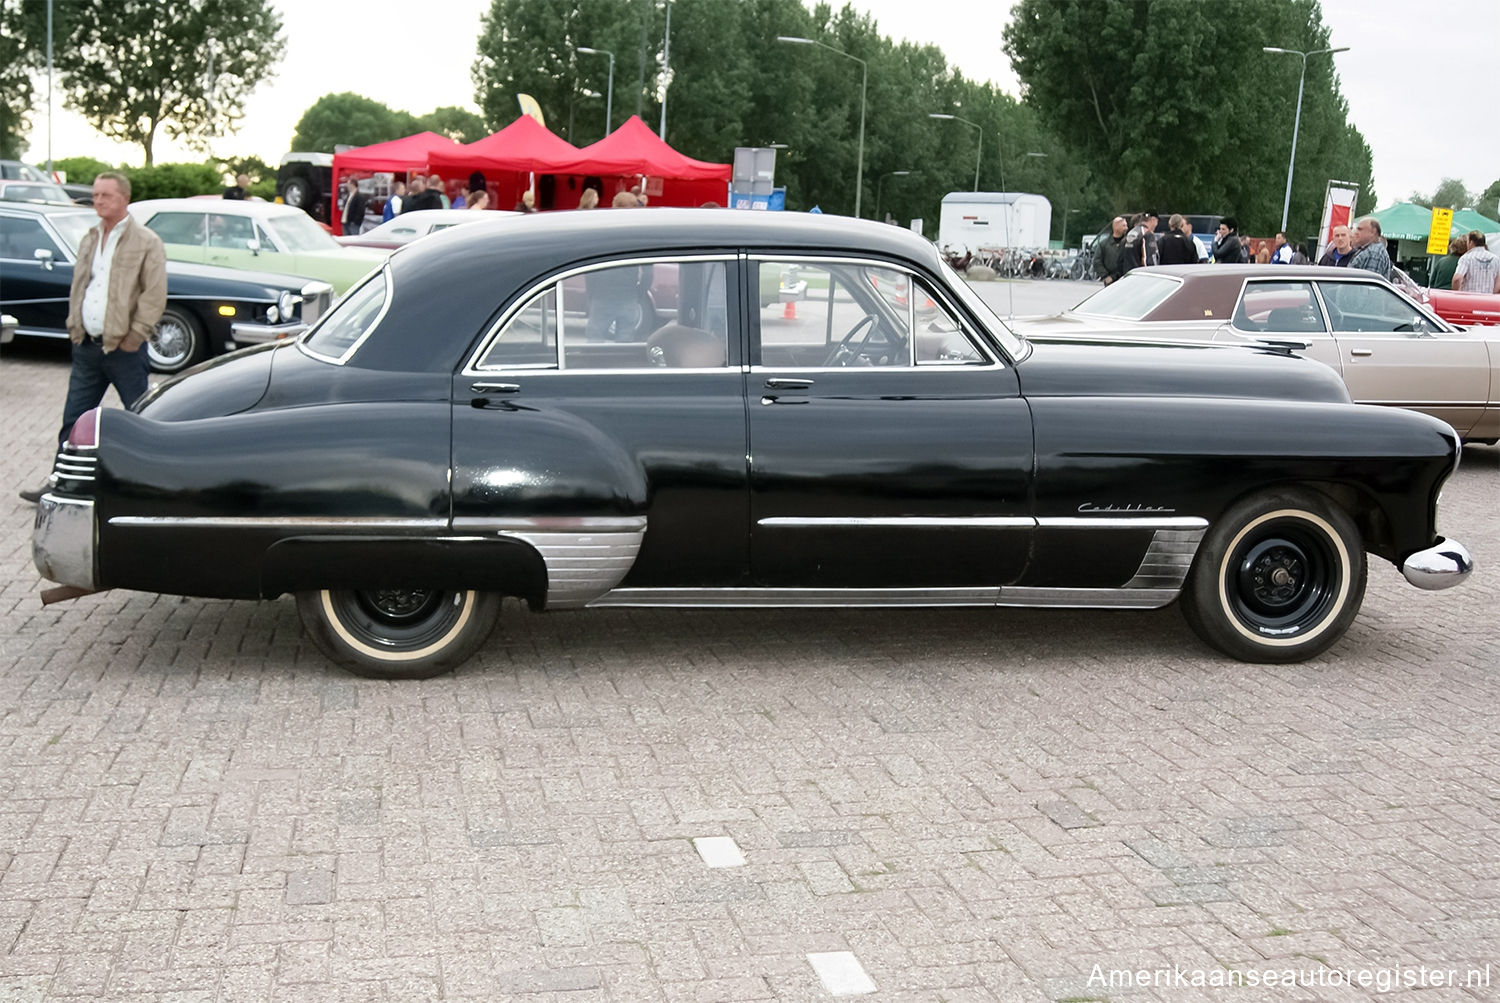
[1401, 537, 1473, 590]
[230, 320, 309, 345]
[33, 494, 96, 590]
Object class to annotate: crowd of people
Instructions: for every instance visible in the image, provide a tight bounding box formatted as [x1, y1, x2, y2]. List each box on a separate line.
[1085, 209, 1500, 289]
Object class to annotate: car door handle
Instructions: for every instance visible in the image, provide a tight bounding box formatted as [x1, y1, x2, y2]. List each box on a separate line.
[470, 382, 520, 393]
[1350, 349, 1373, 357]
[764, 378, 814, 389]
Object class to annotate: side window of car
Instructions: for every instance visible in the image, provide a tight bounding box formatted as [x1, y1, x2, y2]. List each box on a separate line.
[562, 260, 729, 370]
[147, 212, 206, 247]
[912, 280, 987, 365]
[1233, 281, 1324, 334]
[757, 260, 912, 368]
[1318, 281, 1436, 334]
[0, 216, 63, 260]
[478, 286, 559, 369]
[302, 271, 389, 363]
[208, 213, 256, 249]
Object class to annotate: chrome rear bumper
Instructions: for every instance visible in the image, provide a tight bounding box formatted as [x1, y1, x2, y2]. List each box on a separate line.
[1401, 538, 1473, 590]
[33, 494, 96, 590]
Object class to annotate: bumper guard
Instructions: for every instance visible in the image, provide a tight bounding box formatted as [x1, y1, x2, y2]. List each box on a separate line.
[1401, 537, 1473, 590]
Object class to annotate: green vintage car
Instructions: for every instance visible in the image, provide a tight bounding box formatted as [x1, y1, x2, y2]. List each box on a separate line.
[128, 198, 386, 295]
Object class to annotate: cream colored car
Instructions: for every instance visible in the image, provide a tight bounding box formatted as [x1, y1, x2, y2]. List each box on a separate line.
[1010, 264, 1499, 443]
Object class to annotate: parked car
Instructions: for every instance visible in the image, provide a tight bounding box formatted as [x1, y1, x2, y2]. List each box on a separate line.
[1392, 266, 1500, 328]
[0, 178, 73, 204]
[0, 202, 334, 373]
[337, 208, 518, 249]
[32, 212, 1472, 678]
[0, 159, 92, 203]
[1008, 264, 1500, 443]
[128, 198, 386, 294]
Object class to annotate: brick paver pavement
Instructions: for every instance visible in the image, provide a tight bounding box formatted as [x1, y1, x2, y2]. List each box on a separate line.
[2, 341, 1497, 1001]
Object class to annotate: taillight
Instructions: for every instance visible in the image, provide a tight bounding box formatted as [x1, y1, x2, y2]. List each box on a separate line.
[66, 407, 100, 448]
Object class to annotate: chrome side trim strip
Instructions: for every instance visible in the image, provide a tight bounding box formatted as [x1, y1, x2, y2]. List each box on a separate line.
[591, 585, 1177, 610]
[108, 516, 446, 529]
[1037, 516, 1209, 530]
[591, 587, 999, 607]
[454, 516, 648, 533]
[758, 516, 1035, 528]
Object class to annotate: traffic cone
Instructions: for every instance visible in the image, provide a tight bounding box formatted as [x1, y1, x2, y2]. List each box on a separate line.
[783, 299, 797, 320]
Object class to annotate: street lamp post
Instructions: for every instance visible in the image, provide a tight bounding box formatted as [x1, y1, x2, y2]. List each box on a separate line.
[778, 35, 867, 217]
[1264, 45, 1350, 233]
[876, 170, 910, 222]
[929, 113, 982, 192]
[659, 1, 673, 140]
[577, 46, 615, 138]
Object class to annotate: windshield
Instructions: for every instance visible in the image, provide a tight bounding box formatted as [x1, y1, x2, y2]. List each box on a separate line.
[263, 211, 341, 253]
[1072, 273, 1181, 320]
[938, 257, 1027, 359]
[49, 212, 98, 254]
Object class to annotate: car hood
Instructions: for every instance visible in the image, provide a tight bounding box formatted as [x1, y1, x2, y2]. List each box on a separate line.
[1016, 339, 1351, 404]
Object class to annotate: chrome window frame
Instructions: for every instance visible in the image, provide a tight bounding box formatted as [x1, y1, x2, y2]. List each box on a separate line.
[748, 253, 1001, 372]
[463, 253, 740, 376]
[297, 266, 393, 366]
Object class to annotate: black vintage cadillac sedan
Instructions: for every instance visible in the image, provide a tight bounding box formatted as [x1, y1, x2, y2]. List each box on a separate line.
[32, 211, 1473, 677]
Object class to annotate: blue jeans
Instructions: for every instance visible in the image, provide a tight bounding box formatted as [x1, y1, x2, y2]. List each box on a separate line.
[57, 340, 149, 447]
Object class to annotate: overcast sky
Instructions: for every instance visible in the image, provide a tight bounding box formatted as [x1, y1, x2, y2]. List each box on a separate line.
[21, 0, 1500, 208]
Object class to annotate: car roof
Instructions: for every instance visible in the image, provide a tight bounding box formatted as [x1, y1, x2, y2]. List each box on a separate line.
[353, 209, 949, 374]
[1144, 264, 1392, 279]
[129, 198, 305, 218]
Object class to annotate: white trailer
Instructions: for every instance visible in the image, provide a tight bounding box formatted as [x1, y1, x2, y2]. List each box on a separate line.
[938, 192, 1052, 253]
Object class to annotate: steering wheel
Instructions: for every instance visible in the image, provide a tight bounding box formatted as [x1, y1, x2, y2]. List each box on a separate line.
[823, 315, 879, 367]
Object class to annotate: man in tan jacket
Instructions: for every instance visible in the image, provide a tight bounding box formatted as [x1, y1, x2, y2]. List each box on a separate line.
[20, 171, 166, 502]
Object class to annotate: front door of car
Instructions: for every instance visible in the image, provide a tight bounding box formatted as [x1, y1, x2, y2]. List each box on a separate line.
[0, 213, 72, 335]
[1316, 280, 1491, 436]
[451, 255, 749, 602]
[748, 257, 1033, 589]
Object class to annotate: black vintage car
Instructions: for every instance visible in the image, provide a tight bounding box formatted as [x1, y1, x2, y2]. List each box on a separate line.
[32, 211, 1472, 678]
[0, 202, 334, 373]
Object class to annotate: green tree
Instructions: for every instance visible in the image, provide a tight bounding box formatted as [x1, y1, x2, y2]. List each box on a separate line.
[418, 106, 488, 144]
[1003, 0, 1374, 236]
[1479, 178, 1500, 219]
[51, 0, 283, 165]
[52, 155, 114, 186]
[1411, 177, 1472, 209]
[0, 0, 51, 159]
[291, 93, 419, 151]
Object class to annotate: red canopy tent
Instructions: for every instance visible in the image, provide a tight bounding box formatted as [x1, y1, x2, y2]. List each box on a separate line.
[556, 116, 731, 208]
[330, 131, 469, 233]
[427, 115, 583, 213]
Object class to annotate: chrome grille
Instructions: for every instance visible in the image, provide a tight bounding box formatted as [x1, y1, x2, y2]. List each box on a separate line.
[299, 285, 334, 326]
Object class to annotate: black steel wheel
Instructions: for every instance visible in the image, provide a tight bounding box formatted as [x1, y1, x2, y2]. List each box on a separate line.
[296, 588, 501, 679]
[1181, 489, 1366, 663]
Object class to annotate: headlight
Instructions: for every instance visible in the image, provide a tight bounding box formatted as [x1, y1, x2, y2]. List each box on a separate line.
[277, 290, 298, 320]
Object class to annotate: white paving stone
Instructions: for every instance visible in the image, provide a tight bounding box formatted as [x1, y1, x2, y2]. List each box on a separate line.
[808, 952, 876, 996]
[691, 835, 746, 868]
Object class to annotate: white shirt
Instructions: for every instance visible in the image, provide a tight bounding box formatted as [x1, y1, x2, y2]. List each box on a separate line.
[81, 215, 132, 337]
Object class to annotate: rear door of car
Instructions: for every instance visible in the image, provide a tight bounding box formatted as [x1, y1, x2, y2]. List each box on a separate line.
[1226, 278, 1343, 376]
[452, 253, 749, 604]
[747, 255, 1033, 590]
[142, 209, 209, 264]
[1315, 279, 1490, 436]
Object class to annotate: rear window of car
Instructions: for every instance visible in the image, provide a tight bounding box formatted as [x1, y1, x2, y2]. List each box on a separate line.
[301, 269, 390, 364]
[1073, 273, 1181, 320]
